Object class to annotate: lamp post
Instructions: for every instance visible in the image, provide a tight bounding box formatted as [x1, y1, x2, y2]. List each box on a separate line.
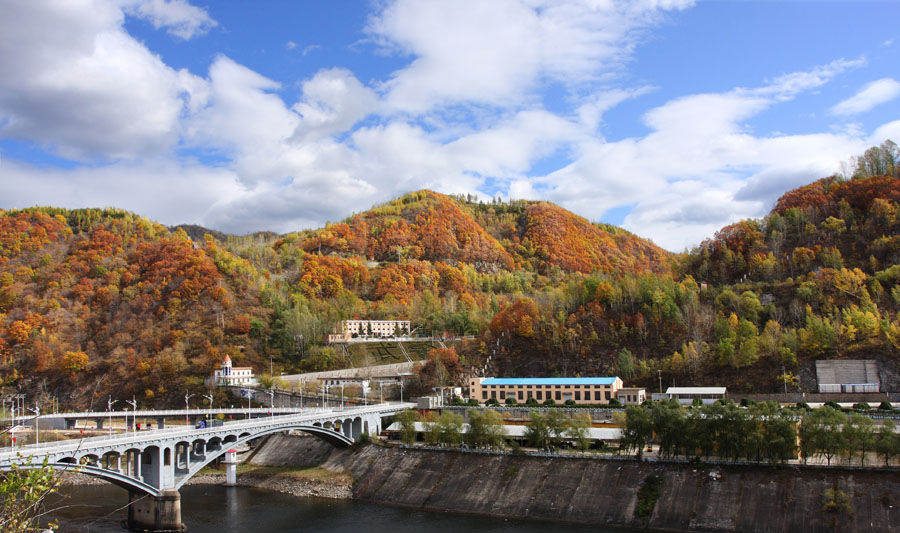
[340, 382, 344, 411]
[27, 405, 39, 446]
[107, 397, 118, 439]
[267, 388, 274, 417]
[184, 392, 195, 425]
[125, 397, 137, 438]
[202, 394, 213, 422]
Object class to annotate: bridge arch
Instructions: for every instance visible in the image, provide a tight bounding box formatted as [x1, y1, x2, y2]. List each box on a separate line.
[173, 424, 352, 491]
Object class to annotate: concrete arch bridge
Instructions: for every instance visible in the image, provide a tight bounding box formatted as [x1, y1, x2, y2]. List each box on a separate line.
[0, 403, 411, 531]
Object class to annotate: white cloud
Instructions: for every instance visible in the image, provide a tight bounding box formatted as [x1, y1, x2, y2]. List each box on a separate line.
[122, 0, 217, 39]
[0, 0, 206, 160]
[369, 0, 692, 114]
[831, 78, 900, 116]
[0, 157, 240, 227]
[535, 61, 869, 250]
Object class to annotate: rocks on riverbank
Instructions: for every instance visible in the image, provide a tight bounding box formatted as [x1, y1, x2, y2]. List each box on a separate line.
[186, 467, 352, 499]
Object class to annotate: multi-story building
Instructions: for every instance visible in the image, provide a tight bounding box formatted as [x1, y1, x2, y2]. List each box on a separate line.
[327, 319, 411, 342]
[213, 355, 256, 386]
[468, 376, 626, 405]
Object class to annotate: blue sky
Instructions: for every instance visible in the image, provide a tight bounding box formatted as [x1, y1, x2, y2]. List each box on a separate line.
[1, 0, 899, 251]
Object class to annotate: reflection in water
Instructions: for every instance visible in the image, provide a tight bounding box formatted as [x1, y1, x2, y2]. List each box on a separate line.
[49, 484, 628, 533]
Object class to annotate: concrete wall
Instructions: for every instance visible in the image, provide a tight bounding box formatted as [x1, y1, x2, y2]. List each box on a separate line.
[324, 447, 900, 533]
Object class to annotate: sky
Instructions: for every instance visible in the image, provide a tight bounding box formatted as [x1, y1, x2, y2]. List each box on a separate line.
[1, 0, 899, 252]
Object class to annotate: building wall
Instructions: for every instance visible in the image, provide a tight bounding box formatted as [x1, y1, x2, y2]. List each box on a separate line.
[468, 377, 624, 405]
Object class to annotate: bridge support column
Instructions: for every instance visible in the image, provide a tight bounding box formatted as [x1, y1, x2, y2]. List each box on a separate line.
[155, 418, 166, 429]
[127, 489, 184, 532]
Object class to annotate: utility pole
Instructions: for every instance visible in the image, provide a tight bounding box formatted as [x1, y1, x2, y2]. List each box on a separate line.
[658, 370, 663, 394]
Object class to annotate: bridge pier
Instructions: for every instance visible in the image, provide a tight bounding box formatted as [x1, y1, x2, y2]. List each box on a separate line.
[127, 489, 184, 532]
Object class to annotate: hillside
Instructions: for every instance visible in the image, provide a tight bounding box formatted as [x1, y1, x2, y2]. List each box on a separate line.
[0, 195, 670, 408]
[2, 146, 900, 408]
[0, 208, 269, 408]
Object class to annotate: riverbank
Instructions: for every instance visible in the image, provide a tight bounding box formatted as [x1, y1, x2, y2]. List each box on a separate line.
[57, 434, 900, 532]
[325, 443, 899, 533]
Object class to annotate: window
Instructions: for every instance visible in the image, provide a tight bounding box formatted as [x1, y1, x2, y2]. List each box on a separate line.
[555, 391, 561, 400]
[575, 391, 581, 401]
[605, 391, 611, 401]
[482, 391, 487, 399]
[499, 390, 506, 399]
[595, 391, 602, 401]
[491, 391, 497, 400]
[537, 391, 543, 400]
[518, 391, 523, 400]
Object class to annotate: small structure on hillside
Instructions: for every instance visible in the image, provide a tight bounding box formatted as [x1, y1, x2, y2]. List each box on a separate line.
[816, 359, 880, 393]
[213, 355, 256, 386]
[327, 319, 411, 343]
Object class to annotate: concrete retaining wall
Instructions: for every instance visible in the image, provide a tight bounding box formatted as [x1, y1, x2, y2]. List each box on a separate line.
[324, 447, 900, 533]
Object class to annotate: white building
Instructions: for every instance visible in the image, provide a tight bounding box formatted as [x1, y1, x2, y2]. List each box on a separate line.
[661, 386, 727, 405]
[328, 319, 411, 342]
[213, 355, 256, 386]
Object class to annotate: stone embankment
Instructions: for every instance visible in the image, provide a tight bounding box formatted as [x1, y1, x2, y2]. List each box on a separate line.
[323, 445, 899, 533]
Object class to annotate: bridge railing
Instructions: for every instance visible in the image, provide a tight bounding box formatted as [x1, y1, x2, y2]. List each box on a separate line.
[1, 403, 412, 460]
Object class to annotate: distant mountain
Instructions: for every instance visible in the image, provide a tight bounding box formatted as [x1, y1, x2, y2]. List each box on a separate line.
[289, 189, 670, 276]
[4, 163, 899, 407]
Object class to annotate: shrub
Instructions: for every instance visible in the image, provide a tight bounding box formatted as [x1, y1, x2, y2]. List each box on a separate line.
[525, 397, 539, 407]
[505, 396, 518, 405]
[542, 398, 556, 406]
[635, 474, 660, 521]
[564, 399, 577, 406]
[607, 398, 622, 408]
[466, 398, 481, 407]
[853, 402, 871, 411]
[486, 398, 500, 407]
[796, 402, 811, 410]
[878, 401, 894, 411]
[824, 400, 842, 411]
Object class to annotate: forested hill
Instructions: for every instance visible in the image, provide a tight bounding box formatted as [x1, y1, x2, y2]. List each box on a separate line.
[0, 195, 669, 409]
[2, 149, 900, 408]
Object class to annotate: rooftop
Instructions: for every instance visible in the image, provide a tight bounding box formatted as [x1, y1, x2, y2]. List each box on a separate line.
[482, 377, 619, 386]
[665, 387, 726, 395]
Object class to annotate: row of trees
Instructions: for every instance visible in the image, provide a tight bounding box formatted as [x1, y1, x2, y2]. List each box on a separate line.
[394, 408, 594, 452]
[621, 401, 900, 466]
[395, 408, 506, 449]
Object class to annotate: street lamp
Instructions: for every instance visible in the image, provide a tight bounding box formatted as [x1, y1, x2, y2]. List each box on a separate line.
[340, 382, 345, 411]
[125, 397, 137, 438]
[202, 394, 213, 422]
[107, 396, 118, 439]
[184, 392, 195, 425]
[27, 405, 39, 446]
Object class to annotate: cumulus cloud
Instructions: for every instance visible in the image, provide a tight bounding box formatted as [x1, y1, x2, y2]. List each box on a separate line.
[0, 0, 206, 160]
[122, 0, 217, 39]
[830, 78, 900, 116]
[535, 61, 869, 250]
[369, 0, 692, 114]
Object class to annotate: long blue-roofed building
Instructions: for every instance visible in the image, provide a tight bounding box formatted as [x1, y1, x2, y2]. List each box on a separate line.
[468, 376, 644, 405]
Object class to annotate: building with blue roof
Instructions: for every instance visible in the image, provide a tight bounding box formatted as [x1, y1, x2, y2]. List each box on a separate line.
[468, 375, 644, 405]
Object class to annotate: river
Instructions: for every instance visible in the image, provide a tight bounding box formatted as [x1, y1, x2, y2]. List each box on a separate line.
[49, 484, 631, 533]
